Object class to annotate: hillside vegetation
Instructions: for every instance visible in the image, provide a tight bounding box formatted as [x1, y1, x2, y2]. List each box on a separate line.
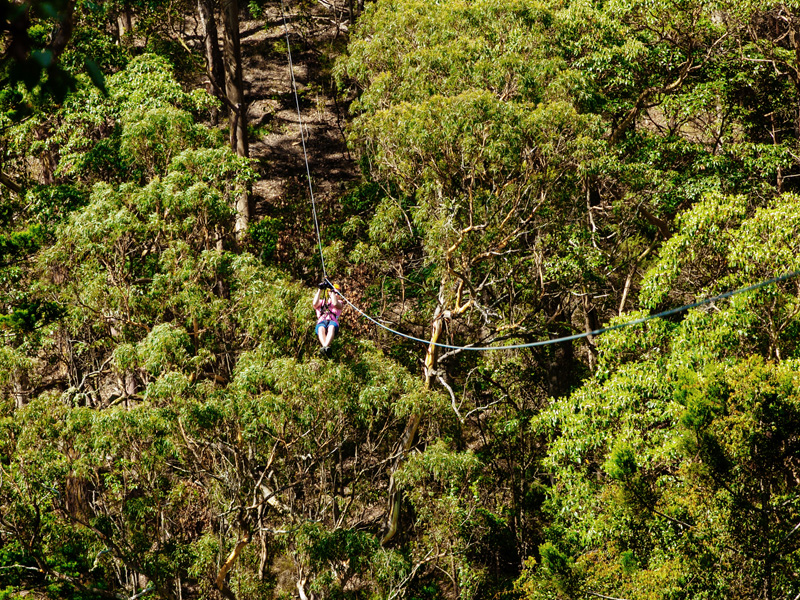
[0, 0, 799, 599]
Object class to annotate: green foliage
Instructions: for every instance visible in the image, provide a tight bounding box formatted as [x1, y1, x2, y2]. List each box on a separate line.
[25, 184, 89, 224]
[120, 106, 217, 180]
[640, 192, 751, 309]
[298, 524, 381, 598]
[394, 440, 492, 599]
[3, 1, 800, 599]
[638, 191, 800, 360]
[248, 216, 283, 263]
[3, 53, 220, 192]
[340, 0, 569, 111]
[523, 192, 800, 599]
[526, 353, 800, 598]
[0, 297, 63, 332]
[0, 224, 46, 266]
[60, 25, 130, 75]
[335, 0, 794, 378]
[340, 0, 613, 352]
[0, 1, 78, 103]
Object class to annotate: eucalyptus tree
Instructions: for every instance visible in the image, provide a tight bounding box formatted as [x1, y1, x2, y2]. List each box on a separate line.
[220, 0, 250, 239]
[338, 0, 800, 366]
[0, 38, 453, 599]
[197, 0, 225, 104]
[519, 192, 800, 600]
[0, 162, 447, 598]
[336, 3, 618, 595]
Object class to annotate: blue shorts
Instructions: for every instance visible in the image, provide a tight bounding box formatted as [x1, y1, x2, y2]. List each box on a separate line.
[316, 320, 339, 334]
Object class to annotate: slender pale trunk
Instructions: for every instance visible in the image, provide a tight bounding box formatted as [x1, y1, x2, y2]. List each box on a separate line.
[220, 0, 250, 238]
[382, 293, 445, 545]
[13, 368, 29, 410]
[197, 0, 225, 102]
[117, 8, 132, 39]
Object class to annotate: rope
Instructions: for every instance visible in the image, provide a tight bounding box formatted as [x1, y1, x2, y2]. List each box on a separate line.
[279, 0, 327, 278]
[329, 270, 800, 351]
[277, 3, 800, 352]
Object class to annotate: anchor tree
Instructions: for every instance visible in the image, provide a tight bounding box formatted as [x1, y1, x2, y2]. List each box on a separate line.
[334, 0, 800, 595]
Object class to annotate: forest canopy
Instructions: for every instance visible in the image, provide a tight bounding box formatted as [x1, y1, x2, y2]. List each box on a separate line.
[1, 0, 799, 599]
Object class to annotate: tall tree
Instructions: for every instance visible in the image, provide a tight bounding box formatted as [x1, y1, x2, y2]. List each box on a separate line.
[197, 0, 226, 106]
[520, 191, 800, 600]
[339, 0, 613, 554]
[220, 0, 249, 238]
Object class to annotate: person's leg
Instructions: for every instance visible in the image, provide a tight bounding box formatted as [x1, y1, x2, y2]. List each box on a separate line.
[321, 325, 336, 347]
[316, 323, 327, 346]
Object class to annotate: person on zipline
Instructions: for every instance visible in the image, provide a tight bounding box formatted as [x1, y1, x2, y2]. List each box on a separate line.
[313, 281, 342, 356]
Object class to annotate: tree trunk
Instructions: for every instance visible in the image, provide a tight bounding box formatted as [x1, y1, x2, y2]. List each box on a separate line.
[197, 0, 225, 102]
[547, 335, 574, 398]
[220, 0, 250, 238]
[50, 0, 77, 58]
[220, 0, 248, 157]
[117, 8, 133, 40]
[0, 170, 22, 195]
[793, 18, 800, 143]
[382, 297, 445, 545]
[12, 367, 29, 410]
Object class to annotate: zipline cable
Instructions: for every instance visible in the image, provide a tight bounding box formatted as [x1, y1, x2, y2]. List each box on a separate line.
[277, 5, 800, 352]
[329, 270, 800, 351]
[279, 0, 327, 278]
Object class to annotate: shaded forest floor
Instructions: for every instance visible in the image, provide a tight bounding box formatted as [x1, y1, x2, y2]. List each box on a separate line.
[240, 6, 359, 279]
[184, 4, 391, 350]
[227, 5, 380, 346]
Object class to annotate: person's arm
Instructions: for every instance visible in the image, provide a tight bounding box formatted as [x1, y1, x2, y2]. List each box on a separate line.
[313, 288, 323, 308]
[331, 293, 343, 310]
